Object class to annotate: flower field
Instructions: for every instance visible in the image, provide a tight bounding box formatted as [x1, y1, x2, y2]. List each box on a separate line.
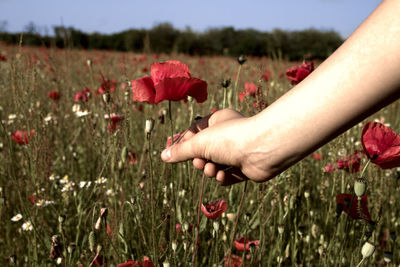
[1, 43, 400, 266]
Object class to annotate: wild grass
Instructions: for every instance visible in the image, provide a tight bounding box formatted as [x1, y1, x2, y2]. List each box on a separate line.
[0, 43, 399, 266]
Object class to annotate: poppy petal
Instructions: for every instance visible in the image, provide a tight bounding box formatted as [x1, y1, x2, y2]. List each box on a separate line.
[154, 77, 207, 104]
[131, 76, 156, 104]
[362, 122, 400, 169]
[151, 60, 191, 86]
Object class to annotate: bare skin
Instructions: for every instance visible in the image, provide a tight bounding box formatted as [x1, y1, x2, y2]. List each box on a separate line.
[161, 0, 400, 186]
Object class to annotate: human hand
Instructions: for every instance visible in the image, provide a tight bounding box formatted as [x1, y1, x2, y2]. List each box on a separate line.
[161, 109, 272, 185]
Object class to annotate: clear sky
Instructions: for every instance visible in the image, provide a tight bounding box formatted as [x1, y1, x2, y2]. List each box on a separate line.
[0, 0, 381, 38]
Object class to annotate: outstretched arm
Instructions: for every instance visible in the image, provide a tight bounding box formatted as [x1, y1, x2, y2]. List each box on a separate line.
[161, 0, 400, 185]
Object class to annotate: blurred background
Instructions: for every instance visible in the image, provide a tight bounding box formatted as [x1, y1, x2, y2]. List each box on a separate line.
[0, 0, 381, 60]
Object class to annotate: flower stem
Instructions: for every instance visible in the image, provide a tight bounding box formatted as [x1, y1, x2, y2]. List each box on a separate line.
[169, 100, 174, 145]
[227, 180, 248, 265]
[233, 65, 242, 110]
[360, 160, 371, 178]
[192, 173, 206, 267]
[147, 132, 158, 262]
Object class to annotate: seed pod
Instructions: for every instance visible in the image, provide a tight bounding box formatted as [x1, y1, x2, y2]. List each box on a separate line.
[383, 251, 393, 263]
[237, 55, 247, 65]
[354, 178, 367, 199]
[220, 79, 231, 88]
[58, 214, 66, 224]
[172, 241, 177, 252]
[89, 231, 96, 252]
[278, 224, 284, 235]
[213, 221, 220, 232]
[145, 118, 155, 134]
[102, 92, 111, 104]
[67, 243, 76, 254]
[361, 241, 375, 258]
[94, 217, 102, 230]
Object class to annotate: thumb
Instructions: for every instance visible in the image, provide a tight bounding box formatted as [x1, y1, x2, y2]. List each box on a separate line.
[161, 134, 205, 163]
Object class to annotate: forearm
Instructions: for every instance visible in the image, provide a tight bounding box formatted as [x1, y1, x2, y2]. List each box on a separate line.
[249, 0, 400, 178]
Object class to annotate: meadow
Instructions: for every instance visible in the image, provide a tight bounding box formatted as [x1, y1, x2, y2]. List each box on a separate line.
[0, 42, 400, 266]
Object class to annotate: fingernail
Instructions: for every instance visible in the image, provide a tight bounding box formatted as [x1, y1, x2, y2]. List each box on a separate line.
[161, 149, 171, 161]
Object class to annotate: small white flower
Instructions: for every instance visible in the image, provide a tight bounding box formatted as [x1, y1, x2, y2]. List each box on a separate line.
[72, 104, 81, 113]
[95, 177, 107, 184]
[22, 221, 33, 231]
[106, 189, 114, 196]
[11, 214, 23, 222]
[59, 175, 69, 184]
[61, 182, 75, 192]
[8, 114, 17, 120]
[76, 110, 90, 118]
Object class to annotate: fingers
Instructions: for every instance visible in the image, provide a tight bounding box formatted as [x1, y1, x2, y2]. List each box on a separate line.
[192, 159, 249, 186]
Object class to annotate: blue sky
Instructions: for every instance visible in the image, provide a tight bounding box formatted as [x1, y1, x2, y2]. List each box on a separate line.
[1, 0, 381, 38]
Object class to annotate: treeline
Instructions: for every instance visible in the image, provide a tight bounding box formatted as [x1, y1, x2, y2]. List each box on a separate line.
[0, 23, 343, 60]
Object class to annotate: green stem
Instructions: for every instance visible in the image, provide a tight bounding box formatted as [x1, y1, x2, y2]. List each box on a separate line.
[169, 101, 174, 145]
[233, 65, 242, 110]
[227, 180, 248, 265]
[192, 173, 206, 267]
[147, 133, 158, 262]
[360, 160, 371, 178]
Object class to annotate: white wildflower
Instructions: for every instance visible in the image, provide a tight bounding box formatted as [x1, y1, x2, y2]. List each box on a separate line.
[11, 214, 23, 222]
[59, 175, 69, 184]
[8, 114, 17, 120]
[22, 221, 33, 231]
[95, 177, 107, 184]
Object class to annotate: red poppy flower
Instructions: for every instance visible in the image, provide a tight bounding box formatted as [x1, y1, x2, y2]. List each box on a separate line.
[243, 82, 258, 97]
[361, 122, 400, 169]
[131, 60, 207, 104]
[286, 60, 314, 85]
[323, 163, 335, 173]
[166, 132, 182, 147]
[313, 152, 322, 161]
[175, 223, 193, 235]
[0, 55, 6, 61]
[238, 92, 245, 103]
[336, 194, 371, 221]
[201, 199, 227, 220]
[47, 91, 61, 101]
[117, 257, 154, 267]
[128, 151, 137, 164]
[225, 254, 243, 267]
[261, 68, 271, 82]
[336, 150, 362, 173]
[74, 88, 91, 102]
[234, 237, 260, 252]
[97, 77, 116, 94]
[11, 130, 35, 145]
[105, 113, 124, 133]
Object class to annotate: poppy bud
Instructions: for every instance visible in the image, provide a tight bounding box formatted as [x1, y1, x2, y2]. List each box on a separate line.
[121, 146, 128, 163]
[221, 79, 231, 88]
[361, 241, 375, 258]
[102, 92, 111, 104]
[67, 243, 76, 254]
[226, 213, 236, 222]
[304, 190, 310, 199]
[213, 221, 220, 232]
[145, 118, 155, 135]
[95, 217, 102, 230]
[237, 55, 247, 65]
[118, 160, 123, 170]
[86, 59, 92, 67]
[163, 262, 170, 267]
[383, 251, 393, 263]
[354, 178, 367, 199]
[89, 231, 96, 252]
[158, 108, 166, 124]
[172, 241, 177, 252]
[278, 224, 284, 235]
[58, 214, 66, 224]
[9, 254, 17, 264]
